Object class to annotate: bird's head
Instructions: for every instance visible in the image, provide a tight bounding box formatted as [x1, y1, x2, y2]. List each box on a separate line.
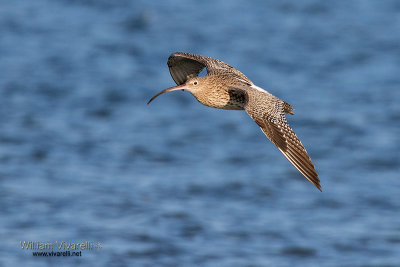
[147, 77, 203, 104]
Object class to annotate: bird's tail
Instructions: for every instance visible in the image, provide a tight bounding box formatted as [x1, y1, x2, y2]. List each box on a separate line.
[283, 101, 294, 115]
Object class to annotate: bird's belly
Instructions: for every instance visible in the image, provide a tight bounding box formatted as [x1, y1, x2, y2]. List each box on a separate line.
[196, 94, 245, 110]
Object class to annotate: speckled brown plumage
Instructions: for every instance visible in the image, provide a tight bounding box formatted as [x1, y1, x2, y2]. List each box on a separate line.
[148, 52, 321, 191]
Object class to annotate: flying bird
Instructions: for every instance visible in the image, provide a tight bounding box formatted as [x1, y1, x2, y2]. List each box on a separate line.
[148, 52, 321, 191]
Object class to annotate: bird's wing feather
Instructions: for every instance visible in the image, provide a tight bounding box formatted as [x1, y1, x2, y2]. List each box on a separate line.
[238, 86, 321, 191]
[168, 55, 205, 85]
[168, 52, 252, 85]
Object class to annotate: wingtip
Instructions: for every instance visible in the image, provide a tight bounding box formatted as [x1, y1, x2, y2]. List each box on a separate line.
[313, 179, 322, 192]
[310, 177, 322, 192]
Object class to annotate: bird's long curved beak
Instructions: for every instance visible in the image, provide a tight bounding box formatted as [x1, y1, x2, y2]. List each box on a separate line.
[147, 84, 187, 104]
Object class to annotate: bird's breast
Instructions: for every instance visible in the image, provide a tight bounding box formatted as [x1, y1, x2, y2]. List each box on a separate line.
[192, 88, 245, 110]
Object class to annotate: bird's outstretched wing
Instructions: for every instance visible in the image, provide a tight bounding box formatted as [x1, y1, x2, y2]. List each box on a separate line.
[240, 86, 321, 191]
[168, 52, 252, 85]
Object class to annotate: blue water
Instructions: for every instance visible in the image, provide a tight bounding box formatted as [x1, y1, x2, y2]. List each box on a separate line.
[1, 1, 399, 266]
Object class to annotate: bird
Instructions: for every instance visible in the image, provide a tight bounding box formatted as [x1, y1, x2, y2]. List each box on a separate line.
[148, 52, 321, 191]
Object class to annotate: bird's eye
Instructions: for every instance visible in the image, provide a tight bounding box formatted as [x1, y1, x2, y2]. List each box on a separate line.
[193, 81, 198, 85]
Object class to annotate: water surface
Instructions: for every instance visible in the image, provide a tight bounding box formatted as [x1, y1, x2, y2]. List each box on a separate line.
[0, 1, 399, 266]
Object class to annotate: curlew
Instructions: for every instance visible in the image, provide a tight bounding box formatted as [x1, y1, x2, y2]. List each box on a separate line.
[148, 52, 321, 191]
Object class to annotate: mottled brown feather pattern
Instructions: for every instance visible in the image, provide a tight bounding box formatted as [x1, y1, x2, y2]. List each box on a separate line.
[283, 101, 294, 115]
[243, 87, 321, 191]
[155, 52, 321, 191]
[168, 52, 252, 86]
